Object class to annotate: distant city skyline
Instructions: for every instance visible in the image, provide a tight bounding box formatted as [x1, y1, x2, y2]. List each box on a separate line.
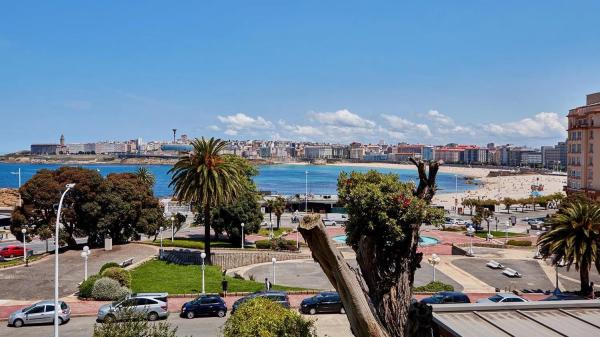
[2, 1, 600, 153]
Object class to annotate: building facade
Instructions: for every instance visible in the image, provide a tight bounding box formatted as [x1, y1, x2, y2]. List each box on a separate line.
[566, 92, 600, 199]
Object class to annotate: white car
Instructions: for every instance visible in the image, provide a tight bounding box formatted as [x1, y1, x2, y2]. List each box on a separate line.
[322, 219, 337, 226]
[476, 293, 527, 304]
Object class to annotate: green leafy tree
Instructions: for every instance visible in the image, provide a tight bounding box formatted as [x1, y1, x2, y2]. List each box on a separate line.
[502, 197, 516, 214]
[169, 138, 246, 263]
[537, 201, 600, 294]
[461, 198, 479, 215]
[298, 161, 444, 337]
[222, 297, 317, 337]
[272, 196, 286, 229]
[211, 155, 262, 244]
[93, 308, 179, 337]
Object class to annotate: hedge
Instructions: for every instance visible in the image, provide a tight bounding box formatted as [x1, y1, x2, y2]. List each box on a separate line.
[79, 274, 100, 298]
[254, 238, 298, 251]
[102, 267, 132, 288]
[414, 281, 454, 292]
[507, 240, 533, 247]
[91, 277, 131, 301]
[99, 262, 121, 274]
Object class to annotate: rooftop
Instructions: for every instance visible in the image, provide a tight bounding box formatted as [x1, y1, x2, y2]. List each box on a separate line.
[432, 300, 600, 337]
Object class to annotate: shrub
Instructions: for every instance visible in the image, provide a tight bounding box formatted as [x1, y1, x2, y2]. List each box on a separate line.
[93, 310, 178, 337]
[254, 238, 298, 251]
[92, 277, 131, 301]
[223, 297, 316, 337]
[79, 274, 101, 298]
[102, 267, 132, 287]
[414, 281, 454, 292]
[100, 262, 121, 274]
[507, 239, 533, 247]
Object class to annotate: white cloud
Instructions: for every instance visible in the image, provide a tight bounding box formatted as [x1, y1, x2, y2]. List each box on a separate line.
[309, 109, 376, 128]
[217, 113, 273, 136]
[207, 125, 221, 131]
[425, 110, 454, 126]
[483, 112, 567, 139]
[381, 114, 432, 137]
[278, 120, 324, 137]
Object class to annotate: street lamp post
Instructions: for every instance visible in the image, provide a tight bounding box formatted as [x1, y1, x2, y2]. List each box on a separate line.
[296, 226, 299, 250]
[269, 221, 274, 239]
[81, 246, 90, 281]
[454, 174, 458, 214]
[428, 253, 441, 282]
[272, 257, 277, 286]
[54, 183, 75, 337]
[10, 168, 21, 188]
[200, 252, 206, 294]
[21, 228, 27, 266]
[305, 170, 308, 214]
[241, 223, 245, 249]
[466, 226, 475, 257]
[534, 231, 541, 259]
[504, 220, 510, 244]
[170, 216, 175, 242]
[159, 226, 164, 259]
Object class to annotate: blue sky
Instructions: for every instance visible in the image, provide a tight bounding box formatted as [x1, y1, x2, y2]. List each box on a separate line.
[1, 1, 600, 153]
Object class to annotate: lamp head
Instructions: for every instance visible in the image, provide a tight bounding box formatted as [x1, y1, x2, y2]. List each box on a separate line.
[159, 226, 164, 231]
[201, 252, 206, 259]
[83, 246, 89, 253]
[170, 216, 174, 221]
[65, 183, 76, 189]
[272, 257, 277, 263]
[80, 251, 87, 258]
[241, 222, 245, 227]
[21, 228, 26, 234]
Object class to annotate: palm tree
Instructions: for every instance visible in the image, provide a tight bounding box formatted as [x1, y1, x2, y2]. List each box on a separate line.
[537, 201, 600, 294]
[272, 196, 286, 230]
[135, 167, 155, 187]
[169, 138, 245, 263]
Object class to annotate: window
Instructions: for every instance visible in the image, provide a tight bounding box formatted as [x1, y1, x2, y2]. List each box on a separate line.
[591, 130, 594, 139]
[45, 305, 55, 312]
[590, 144, 594, 153]
[27, 306, 45, 314]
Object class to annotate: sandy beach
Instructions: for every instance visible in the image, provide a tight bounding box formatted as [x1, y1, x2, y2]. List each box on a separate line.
[327, 162, 567, 208]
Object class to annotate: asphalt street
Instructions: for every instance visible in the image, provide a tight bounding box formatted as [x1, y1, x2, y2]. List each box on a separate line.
[0, 313, 351, 337]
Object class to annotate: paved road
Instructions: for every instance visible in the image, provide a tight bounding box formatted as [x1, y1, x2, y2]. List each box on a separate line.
[0, 237, 88, 255]
[0, 244, 156, 300]
[245, 258, 464, 291]
[0, 313, 351, 337]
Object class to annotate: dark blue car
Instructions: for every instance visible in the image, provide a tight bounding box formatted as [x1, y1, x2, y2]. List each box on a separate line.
[420, 291, 471, 304]
[300, 292, 345, 315]
[180, 295, 227, 319]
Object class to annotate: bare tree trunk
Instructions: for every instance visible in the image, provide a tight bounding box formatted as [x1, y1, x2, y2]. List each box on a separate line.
[299, 216, 390, 337]
[580, 261, 591, 295]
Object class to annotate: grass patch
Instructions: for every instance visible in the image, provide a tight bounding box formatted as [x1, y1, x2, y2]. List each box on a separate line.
[258, 228, 291, 237]
[414, 281, 454, 292]
[0, 254, 45, 269]
[130, 259, 305, 294]
[474, 231, 525, 239]
[143, 238, 233, 250]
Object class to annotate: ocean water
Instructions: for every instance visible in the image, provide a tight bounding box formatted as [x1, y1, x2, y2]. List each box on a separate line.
[0, 163, 477, 197]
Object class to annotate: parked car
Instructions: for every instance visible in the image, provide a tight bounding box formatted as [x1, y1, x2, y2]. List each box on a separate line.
[476, 293, 527, 303]
[0, 245, 32, 258]
[322, 219, 337, 226]
[231, 291, 290, 314]
[541, 293, 587, 301]
[8, 300, 70, 328]
[464, 223, 484, 235]
[420, 292, 471, 304]
[97, 294, 169, 322]
[300, 292, 345, 315]
[128, 292, 169, 304]
[180, 295, 227, 319]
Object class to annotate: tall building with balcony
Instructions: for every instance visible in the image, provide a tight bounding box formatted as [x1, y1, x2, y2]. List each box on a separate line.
[566, 92, 600, 199]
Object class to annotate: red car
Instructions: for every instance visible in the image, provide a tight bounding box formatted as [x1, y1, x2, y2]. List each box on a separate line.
[0, 245, 31, 258]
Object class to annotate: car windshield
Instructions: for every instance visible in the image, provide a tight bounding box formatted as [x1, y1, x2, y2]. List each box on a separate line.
[21, 304, 35, 312]
[488, 295, 503, 302]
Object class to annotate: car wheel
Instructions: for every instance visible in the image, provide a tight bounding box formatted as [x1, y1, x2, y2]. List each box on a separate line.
[147, 312, 159, 321]
[59, 317, 64, 325]
[186, 311, 194, 319]
[309, 308, 316, 315]
[217, 310, 226, 318]
[9, 254, 14, 258]
[340, 307, 346, 314]
[13, 319, 24, 328]
[103, 314, 116, 323]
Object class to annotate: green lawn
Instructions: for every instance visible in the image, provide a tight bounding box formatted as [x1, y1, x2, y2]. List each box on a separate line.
[130, 259, 304, 294]
[0, 254, 45, 269]
[144, 238, 233, 250]
[257, 228, 292, 237]
[474, 231, 526, 239]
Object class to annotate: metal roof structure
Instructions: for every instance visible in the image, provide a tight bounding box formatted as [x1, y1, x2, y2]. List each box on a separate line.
[432, 300, 600, 337]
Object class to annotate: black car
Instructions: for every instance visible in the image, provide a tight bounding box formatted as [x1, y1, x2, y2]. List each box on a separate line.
[420, 291, 471, 304]
[542, 293, 587, 301]
[300, 292, 345, 315]
[180, 295, 227, 319]
[231, 291, 290, 314]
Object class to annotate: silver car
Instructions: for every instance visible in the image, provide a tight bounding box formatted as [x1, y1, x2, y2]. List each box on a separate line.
[8, 300, 71, 328]
[476, 293, 528, 304]
[97, 295, 169, 322]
